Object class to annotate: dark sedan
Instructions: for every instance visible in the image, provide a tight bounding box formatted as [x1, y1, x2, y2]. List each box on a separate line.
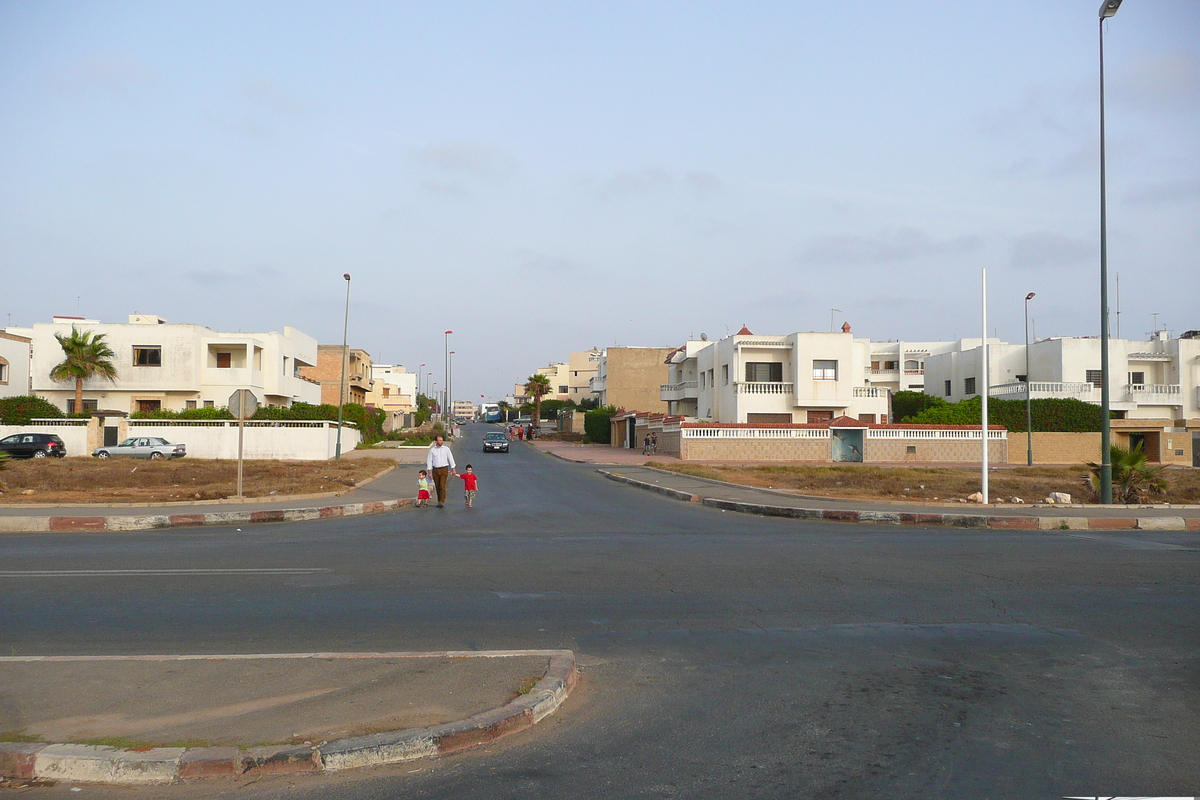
[0, 433, 67, 459]
[482, 432, 509, 453]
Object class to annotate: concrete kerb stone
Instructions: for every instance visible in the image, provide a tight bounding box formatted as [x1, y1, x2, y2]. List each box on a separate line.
[600, 468, 1156, 532]
[0, 649, 578, 784]
[0, 498, 413, 535]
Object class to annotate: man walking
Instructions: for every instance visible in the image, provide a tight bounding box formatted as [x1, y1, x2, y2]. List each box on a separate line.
[426, 434, 457, 508]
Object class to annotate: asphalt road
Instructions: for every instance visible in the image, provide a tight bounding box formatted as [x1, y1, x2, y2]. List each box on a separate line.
[2, 423, 1197, 799]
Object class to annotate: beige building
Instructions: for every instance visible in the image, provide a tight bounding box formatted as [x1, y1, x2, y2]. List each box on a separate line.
[365, 364, 419, 431]
[567, 349, 601, 404]
[591, 346, 673, 413]
[300, 346, 374, 406]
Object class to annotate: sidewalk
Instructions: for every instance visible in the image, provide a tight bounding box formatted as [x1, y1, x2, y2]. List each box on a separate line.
[0, 452, 422, 533]
[598, 464, 1200, 531]
[0, 650, 577, 785]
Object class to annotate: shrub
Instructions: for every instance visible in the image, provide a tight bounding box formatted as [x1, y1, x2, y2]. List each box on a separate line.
[1084, 442, 1169, 503]
[0, 396, 65, 425]
[584, 405, 618, 444]
[250, 401, 386, 444]
[906, 395, 1110, 432]
[893, 391, 946, 422]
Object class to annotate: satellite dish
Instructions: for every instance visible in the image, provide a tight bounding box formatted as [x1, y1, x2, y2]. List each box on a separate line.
[700, 333, 708, 341]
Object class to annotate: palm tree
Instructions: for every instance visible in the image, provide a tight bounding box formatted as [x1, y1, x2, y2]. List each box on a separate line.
[1085, 442, 1169, 504]
[50, 328, 118, 414]
[524, 373, 552, 429]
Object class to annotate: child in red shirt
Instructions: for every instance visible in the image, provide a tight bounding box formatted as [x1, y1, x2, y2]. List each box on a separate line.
[456, 464, 478, 508]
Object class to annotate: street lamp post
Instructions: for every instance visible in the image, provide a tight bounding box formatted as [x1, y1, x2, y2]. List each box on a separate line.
[1024, 292, 1036, 466]
[335, 273, 351, 460]
[1097, 0, 1122, 504]
[449, 350, 455, 427]
[443, 330, 453, 428]
[419, 364, 425, 397]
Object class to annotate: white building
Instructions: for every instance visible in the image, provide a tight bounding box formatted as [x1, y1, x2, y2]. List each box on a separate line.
[925, 330, 1200, 422]
[0, 330, 32, 399]
[31, 314, 320, 414]
[662, 326, 973, 424]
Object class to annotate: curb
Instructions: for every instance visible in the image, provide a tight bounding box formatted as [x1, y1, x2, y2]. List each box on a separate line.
[0, 497, 413, 533]
[597, 470, 1200, 532]
[0, 649, 577, 785]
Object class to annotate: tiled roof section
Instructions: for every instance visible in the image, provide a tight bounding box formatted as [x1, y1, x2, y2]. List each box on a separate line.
[736, 325, 753, 336]
[664, 345, 686, 364]
[828, 415, 869, 428]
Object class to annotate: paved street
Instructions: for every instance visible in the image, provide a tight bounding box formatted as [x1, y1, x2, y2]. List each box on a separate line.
[2, 423, 1197, 798]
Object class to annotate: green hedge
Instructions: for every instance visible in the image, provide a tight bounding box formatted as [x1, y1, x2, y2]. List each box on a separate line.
[252, 401, 387, 444]
[583, 406, 618, 444]
[892, 391, 946, 422]
[132, 406, 234, 420]
[907, 395, 1110, 432]
[0, 397, 65, 425]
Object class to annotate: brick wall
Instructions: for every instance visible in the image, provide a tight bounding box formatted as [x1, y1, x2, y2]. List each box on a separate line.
[868, 438, 1007, 463]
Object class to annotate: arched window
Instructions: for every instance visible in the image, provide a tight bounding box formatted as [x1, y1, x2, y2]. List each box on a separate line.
[0, 356, 9, 384]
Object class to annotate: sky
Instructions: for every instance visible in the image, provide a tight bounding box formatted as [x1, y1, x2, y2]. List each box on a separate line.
[2, 1, 1197, 403]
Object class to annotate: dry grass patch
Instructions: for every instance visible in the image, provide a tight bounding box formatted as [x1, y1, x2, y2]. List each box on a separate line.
[0, 458, 388, 504]
[646, 461, 1200, 505]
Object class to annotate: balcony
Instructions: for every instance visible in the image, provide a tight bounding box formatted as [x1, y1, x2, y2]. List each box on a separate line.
[660, 380, 699, 401]
[989, 382, 1099, 402]
[853, 386, 884, 398]
[202, 367, 266, 390]
[864, 367, 899, 376]
[734, 381, 793, 394]
[1125, 384, 1181, 404]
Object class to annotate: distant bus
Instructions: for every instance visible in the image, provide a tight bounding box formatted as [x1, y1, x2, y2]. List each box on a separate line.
[480, 403, 502, 423]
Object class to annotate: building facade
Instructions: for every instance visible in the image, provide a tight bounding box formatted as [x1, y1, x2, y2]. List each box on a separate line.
[30, 314, 320, 414]
[567, 349, 602, 404]
[300, 346, 374, 406]
[365, 364, 419, 431]
[0, 330, 32, 399]
[592, 346, 673, 414]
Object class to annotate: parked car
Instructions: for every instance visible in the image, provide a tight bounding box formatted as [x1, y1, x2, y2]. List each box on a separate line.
[482, 431, 510, 453]
[0, 433, 67, 459]
[92, 437, 186, 460]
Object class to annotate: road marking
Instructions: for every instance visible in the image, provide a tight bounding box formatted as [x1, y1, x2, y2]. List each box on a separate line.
[0, 568, 330, 577]
[0, 649, 573, 662]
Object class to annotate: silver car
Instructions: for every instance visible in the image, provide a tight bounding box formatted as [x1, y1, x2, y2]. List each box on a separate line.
[93, 437, 187, 460]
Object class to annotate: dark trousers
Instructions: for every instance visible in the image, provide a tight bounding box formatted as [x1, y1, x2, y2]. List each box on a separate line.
[432, 466, 449, 503]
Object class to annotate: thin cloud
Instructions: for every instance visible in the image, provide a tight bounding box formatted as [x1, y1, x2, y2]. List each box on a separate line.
[1125, 177, 1200, 207]
[799, 229, 981, 266]
[418, 142, 519, 179]
[684, 171, 725, 195]
[596, 168, 672, 200]
[1111, 51, 1200, 113]
[1009, 231, 1093, 270]
[43, 53, 155, 94]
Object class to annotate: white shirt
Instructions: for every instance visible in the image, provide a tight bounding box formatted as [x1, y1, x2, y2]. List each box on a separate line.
[426, 442, 456, 471]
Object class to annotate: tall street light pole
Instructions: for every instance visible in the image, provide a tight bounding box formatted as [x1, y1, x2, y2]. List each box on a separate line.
[1097, 0, 1122, 504]
[443, 330, 453, 427]
[419, 364, 426, 397]
[335, 272, 351, 460]
[449, 350, 455, 426]
[1024, 292, 1036, 466]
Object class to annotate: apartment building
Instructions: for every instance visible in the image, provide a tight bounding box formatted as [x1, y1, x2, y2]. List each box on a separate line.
[365, 364, 419, 430]
[299, 345, 374, 406]
[30, 314, 320, 414]
[0, 330, 32, 398]
[660, 326, 963, 424]
[567, 350, 601, 403]
[592, 346, 673, 413]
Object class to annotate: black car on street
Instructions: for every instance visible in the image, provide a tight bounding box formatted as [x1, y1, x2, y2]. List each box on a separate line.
[0, 432, 67, 459]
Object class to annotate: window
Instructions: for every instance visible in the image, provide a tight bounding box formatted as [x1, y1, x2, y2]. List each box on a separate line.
[559, 385, 568, 394]
[722, 365, 729, 385]
[137, 399, 161, 412]
[382, 387, 390, 397]
[1128, 371, 1145, 386]
[700, 373, 706, 389]
[204, 400, 215, 408]
[1085, 369, 1103, 388]
[133, 346, 161, 366]
[708, 369, 714, 387]
[0, 357, 7, 384]
[964, 377, 976, 395]
[812, 360, 837, 381]
[186, 400, 197, 410]
[944, 380, 952, 396]
[744, 362, 783, 382]
[884, 361, 899, 370]
[66, 399, 98, 413]
[1016, 374, 1027, 383]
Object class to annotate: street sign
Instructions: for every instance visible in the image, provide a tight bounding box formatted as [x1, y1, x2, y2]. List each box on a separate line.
[228, 389, 258, 421]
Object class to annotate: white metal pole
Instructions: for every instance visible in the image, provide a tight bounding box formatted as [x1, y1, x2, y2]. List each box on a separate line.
[981, 267, 989, 504]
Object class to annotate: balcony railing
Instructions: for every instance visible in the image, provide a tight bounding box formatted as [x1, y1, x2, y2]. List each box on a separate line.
[660, 380, 699, 401]
[734, 381, 793, 394]
[865, 367, 899, 375]
[852, 386, 884, 398]
[989, 382, 1099, 401]
[1125, 384, 1181, 403]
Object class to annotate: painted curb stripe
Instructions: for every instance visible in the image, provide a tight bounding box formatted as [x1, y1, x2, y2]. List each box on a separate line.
[598, 469, 1161, 532]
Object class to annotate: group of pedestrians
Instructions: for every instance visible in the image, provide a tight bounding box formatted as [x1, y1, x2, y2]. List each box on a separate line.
[505, 424, 535, 442]
[642, 431, 658, 455]
[418, 435, 478, 509]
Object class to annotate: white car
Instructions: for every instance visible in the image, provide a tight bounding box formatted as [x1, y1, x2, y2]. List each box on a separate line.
[93, 437, 187, 460]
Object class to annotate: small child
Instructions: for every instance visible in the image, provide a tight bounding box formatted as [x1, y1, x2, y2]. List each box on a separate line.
[456, 464, 478, 508]
[416, 469, 432, 508]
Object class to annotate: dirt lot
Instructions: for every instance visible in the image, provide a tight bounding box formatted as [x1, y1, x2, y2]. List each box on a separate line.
[646, 462, 1200, 505]
[0, 458, 389, 504]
